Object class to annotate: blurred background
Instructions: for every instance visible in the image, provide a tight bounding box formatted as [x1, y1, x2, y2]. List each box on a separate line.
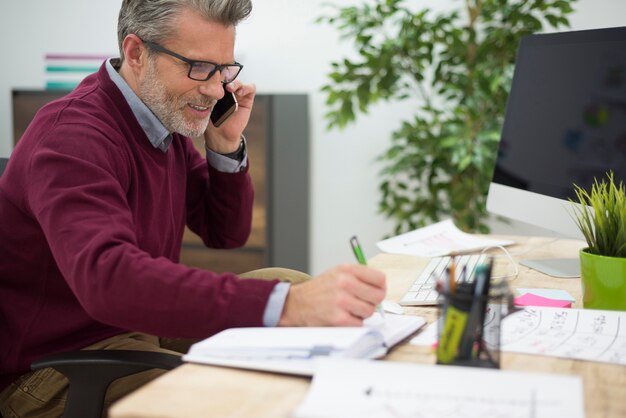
[1, 0, 625, 275]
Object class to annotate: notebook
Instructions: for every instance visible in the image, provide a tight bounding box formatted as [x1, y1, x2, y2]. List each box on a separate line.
[182, 313, 426, 376]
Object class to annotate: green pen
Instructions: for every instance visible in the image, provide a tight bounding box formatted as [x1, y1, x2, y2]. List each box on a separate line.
[349, 236, 385, 318]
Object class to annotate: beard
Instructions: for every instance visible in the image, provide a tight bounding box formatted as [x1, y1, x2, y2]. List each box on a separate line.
[138, 59, 214, 138]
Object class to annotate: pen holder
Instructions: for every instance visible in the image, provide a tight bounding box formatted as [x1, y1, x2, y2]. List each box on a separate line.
[436, 279, 513, 369]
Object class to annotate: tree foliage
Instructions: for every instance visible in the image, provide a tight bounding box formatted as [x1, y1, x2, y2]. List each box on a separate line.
[319, 0, 577, 234]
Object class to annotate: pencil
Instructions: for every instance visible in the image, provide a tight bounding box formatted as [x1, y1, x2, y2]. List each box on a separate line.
[449, 256, 456, 294]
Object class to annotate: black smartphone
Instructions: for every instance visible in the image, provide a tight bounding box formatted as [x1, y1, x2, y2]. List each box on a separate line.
[210, 85, 238, 127]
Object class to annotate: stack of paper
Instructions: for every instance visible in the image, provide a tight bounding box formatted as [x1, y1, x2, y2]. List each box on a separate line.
[377, 219, 514, 257]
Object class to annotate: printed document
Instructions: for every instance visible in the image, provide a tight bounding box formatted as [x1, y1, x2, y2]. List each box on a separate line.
[293, 358, 584, 418]
[500, 306, 626, 365]
[411, 307, 626, 366]
[377, 219, 514, 257]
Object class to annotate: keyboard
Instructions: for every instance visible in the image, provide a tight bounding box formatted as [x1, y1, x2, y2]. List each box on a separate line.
[398, 254, 488, 306]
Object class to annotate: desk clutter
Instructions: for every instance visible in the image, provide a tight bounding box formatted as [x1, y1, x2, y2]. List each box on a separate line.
[183, 253, 623, 418]
[405, 253, 626, 367]
[111, 238, 624, 418]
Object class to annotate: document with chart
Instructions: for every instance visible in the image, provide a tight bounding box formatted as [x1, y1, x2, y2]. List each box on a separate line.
[501, 306, 626, 365]
[411, 307, 626, 366]
[376, 219, 514, 257]
[293, 358, 584, 418]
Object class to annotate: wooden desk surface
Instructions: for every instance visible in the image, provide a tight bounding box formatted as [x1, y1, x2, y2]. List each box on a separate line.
[110, 237, 626, 418]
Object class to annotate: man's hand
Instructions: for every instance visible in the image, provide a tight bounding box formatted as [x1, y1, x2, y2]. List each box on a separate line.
[278, 264, 386, 327]
[204, 81, 256, 154]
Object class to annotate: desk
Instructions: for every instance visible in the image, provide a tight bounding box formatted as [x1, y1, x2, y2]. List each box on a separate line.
[110, 237, 626, 418]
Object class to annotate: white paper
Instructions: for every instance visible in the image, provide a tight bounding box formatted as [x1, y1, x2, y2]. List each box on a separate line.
[501, 307, 626, 365]
[376, 219, 514, 257]
[364, 312, 425, 347]
[293, 358, 584, 418]
[410, 307, 626, 366]
[409, 321, 438, 346]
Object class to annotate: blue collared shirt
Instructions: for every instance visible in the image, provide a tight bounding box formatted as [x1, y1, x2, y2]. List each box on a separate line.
[105, 59, 289, 326]
[105, 59, 248, 171]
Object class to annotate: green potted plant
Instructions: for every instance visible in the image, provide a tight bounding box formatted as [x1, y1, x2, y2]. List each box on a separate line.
[570, 172, 626, 311]
[318, 0, 576, 234]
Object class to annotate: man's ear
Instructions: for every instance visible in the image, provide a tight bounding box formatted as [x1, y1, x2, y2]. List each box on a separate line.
[121, 34, 147, 75]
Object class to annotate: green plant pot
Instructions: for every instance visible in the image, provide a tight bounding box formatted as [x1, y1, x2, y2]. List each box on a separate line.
[579, 249, 626, 311]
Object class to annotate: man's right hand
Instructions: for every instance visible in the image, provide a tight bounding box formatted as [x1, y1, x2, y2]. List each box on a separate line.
[277, 264, 386, 327]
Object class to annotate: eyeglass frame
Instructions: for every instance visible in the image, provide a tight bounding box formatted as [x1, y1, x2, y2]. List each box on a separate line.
[141, 39, 243, 83]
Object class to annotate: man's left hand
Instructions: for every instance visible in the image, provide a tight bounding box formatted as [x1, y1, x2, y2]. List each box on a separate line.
[204, 81, 256, 154]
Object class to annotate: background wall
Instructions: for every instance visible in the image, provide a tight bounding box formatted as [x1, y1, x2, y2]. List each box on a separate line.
[1, 0, 624, 275]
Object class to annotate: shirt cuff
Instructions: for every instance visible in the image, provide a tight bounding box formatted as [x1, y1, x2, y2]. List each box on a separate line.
[262, 282, 291, 327]
[205, 136, 248, 173]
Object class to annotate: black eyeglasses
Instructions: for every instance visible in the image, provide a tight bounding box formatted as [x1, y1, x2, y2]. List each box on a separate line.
[142, 39, 243, 83]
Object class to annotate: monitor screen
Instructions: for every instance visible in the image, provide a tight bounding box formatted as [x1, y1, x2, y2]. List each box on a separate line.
[487, 26, 626, 241]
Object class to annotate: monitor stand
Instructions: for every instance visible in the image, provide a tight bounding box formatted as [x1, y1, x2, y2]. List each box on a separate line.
[519, 258, 580, 278]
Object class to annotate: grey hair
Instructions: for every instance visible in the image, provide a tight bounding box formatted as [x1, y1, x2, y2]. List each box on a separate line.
[117, 0, 252, 60]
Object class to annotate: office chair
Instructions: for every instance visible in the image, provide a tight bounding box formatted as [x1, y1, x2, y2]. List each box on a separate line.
[0, 157, 183, 418]
[30, 350, 182, 418]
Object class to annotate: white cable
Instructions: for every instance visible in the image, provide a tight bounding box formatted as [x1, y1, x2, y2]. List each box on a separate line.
[495, 237, 560, 257]
[480, 245, 519, 280]
[477, 236, 564, 280]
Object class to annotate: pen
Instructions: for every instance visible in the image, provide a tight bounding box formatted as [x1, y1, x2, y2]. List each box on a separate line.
[349, 236, 385, 318]
[473, 258, 494, 359]
[449, 256, 457, 294]
[458, 264, 486, 359]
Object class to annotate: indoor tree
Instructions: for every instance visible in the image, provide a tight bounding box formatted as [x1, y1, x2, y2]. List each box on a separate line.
[318, 0, 577, 234]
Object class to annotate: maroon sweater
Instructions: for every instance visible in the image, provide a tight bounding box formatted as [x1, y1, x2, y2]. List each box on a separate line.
[0, 64, 278, 390]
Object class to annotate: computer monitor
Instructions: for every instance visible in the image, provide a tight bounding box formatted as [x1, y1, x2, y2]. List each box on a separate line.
[486, 26, 626, 277]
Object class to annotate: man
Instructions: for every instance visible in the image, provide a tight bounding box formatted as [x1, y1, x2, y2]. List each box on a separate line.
[0, 0, 386, 416]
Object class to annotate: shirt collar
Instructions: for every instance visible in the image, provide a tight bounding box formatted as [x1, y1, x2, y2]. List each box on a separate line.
[106, 58, 172, 152]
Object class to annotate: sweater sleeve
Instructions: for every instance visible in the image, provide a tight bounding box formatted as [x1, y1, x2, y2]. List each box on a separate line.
[26, 125, 277, 339]
[182, 135, 254, 249]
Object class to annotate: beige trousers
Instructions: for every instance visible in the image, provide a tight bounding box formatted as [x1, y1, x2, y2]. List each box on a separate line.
[0, 268, 310, 418]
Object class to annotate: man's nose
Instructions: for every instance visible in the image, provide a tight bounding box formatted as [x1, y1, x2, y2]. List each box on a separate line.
[198, 73, 224, 99]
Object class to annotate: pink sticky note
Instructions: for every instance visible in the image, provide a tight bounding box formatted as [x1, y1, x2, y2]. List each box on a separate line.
[514, 293, 572, 308]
